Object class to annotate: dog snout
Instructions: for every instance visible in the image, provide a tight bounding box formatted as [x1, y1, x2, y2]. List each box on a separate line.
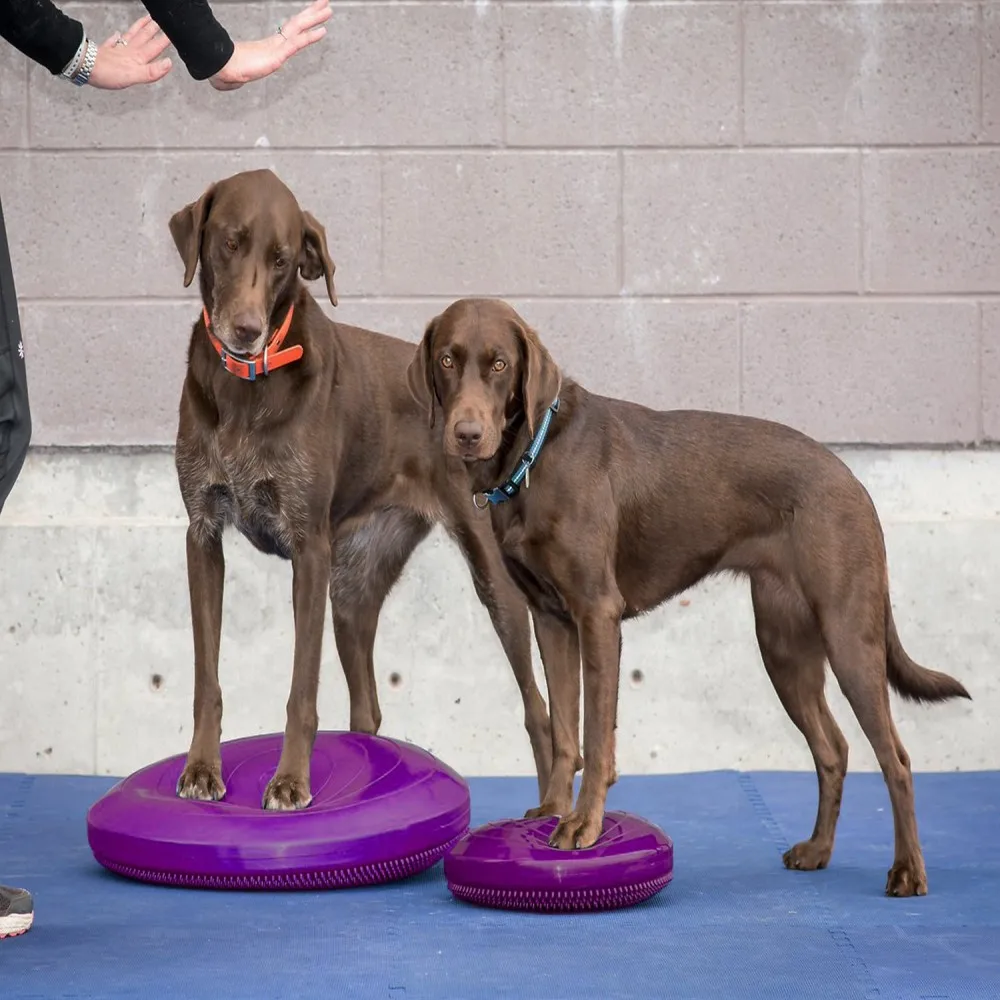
[454, 420, 483, 449]
[232, 312, 264, 349]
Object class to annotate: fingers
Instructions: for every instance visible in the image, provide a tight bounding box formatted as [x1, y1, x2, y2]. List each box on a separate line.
[145, 57, 173, 84]
[285, 0, 332, 35]
[129, 15, 164, 49]
[288, 25, 327, 55]
[138, 29, 172, 63]
[123, 14, 154, 44]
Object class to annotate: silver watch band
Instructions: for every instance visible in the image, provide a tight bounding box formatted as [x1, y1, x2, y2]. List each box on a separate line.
[70, 39, 97, 87]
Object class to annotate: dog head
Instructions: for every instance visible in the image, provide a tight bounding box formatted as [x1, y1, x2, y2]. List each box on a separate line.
[168, 169, 337, 357]
[406, 298, 561, 462]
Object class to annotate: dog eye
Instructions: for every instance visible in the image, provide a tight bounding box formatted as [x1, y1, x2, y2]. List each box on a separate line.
[225, 238, 238, 253]
[274, 256, 288, 269]
[492, 359, 507, 373]
[441, 355, 454, 369]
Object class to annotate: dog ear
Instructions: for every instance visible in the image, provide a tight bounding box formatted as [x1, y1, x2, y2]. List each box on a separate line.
[406, 318, 439, 429]
[168, 185, 215, 288]
[514, 320, 562, 438]
[300, 211, 338, 307]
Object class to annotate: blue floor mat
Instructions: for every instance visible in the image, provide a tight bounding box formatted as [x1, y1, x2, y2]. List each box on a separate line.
[2, 769, 998, 999]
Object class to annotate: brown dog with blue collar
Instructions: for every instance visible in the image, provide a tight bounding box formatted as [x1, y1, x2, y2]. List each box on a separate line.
[167, 172, 553, 811]
[406, 296, 970, 897]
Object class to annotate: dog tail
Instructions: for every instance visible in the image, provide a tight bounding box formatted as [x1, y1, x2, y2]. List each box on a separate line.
[885, 598, 971, 703]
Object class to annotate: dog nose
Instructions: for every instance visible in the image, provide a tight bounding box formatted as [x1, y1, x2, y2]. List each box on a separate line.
[454, 421, 483, 448]
[232, 314, 263, 346]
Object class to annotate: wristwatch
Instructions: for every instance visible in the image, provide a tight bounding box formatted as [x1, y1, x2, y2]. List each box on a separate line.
[60, 37, 97, 87]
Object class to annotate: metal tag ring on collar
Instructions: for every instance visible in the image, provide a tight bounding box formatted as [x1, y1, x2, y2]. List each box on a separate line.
[472, 492, 491, 510]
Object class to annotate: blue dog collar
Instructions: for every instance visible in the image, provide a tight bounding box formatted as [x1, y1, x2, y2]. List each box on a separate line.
[473, 398, 560, 509]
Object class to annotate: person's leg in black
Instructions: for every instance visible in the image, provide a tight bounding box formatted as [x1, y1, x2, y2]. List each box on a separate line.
[0, 193, 35, 939]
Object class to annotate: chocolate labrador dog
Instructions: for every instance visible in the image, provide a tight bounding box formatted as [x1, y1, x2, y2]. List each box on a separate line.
[407, 296, 971, 897]
[167, 173, 552, 811]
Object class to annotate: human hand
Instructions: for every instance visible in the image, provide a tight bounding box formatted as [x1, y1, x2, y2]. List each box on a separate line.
[87, 15, 173, 90]
[209, 0, 332, 91]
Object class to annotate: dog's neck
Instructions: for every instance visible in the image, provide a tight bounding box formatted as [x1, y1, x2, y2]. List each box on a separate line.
[466, 393, 564, 503]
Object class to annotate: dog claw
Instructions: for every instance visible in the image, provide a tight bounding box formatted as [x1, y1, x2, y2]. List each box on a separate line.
[524, 800, 568, 820]
[782, 840, 831, 872]
[548, 809, 603, 850]
[262, 774, 312, 811]
[176, 761, 226, 802]
[885, 861, 928, 897]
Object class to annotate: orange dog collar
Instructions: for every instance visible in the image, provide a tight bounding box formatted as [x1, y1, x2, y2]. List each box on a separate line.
[202, 305, 301, 381]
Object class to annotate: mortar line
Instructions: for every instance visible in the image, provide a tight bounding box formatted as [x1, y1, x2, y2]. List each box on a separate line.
[499, 0, 508, 149]
[617, 150, 625, 293]
[977, 1, 985, 137]
[737, 0, 746, 147]
[7, 143, 1000, 155]
[21, 292, 1000, 305]
[858, 150, 866, 294]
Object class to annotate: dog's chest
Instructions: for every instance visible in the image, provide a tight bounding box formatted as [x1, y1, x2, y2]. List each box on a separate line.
[182, 439, 309, 560]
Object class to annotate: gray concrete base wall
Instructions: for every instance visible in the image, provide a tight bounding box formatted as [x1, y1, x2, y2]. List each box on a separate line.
[1, 448, 996, 779]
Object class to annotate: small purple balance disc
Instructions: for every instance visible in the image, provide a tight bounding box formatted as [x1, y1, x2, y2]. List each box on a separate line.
[444, 811, 673, 913]
[87, 731, 470, 890]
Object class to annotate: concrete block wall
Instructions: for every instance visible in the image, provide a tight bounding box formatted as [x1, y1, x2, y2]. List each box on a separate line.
[1, 1, 998, 780]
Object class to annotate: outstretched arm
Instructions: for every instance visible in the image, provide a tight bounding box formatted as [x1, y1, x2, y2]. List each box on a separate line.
[0, 2, 171, 89]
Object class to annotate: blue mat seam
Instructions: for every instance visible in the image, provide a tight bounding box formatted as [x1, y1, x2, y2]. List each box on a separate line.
[738, 772, 883, 1000]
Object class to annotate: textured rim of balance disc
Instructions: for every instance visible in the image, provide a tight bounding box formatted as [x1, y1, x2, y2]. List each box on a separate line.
[443, 811, 673, 913]
[86, 731, 470, 891]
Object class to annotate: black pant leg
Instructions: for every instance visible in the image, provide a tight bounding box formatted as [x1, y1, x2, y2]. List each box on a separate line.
[0, 194, 31, 515]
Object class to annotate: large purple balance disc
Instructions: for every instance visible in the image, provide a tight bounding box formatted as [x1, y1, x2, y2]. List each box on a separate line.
[87, 731, 470, 890]
[444, 811, 673, 913]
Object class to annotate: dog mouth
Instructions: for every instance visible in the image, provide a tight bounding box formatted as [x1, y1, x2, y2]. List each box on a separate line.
[446, 438, 499, 464]
[212, 320, 268, 358]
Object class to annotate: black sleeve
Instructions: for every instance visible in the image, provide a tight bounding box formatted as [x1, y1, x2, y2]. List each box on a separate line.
[141, 0, 235, 81]
[0, 0, 84, 76]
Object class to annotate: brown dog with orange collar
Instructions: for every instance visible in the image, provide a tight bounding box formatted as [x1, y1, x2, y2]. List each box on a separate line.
[167, 170, 553, 811]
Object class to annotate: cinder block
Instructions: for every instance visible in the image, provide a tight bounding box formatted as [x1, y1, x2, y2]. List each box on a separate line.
[503, 3, 739, 146]
[0, 50, 27, 149]
[506, 299, 740, 413]
[624, 151, 859, 294]
[28, 4, 271, 149]
[381, 153, 620, 295]
[18, 302, 194, 446]
[0, 151, 381, 298]
[266, 1, 501, 146]
[983, 303, 1000, 442]
[336, 298, 739, 413]
[864, 151, 1000, 293]
[745, 3, 979, 145]
[985, 6, 1000, 141]
[741, 300, 980, 444]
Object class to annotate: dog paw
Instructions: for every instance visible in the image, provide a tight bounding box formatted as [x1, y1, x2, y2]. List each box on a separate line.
[176, 760, 226, 801]
[262, 773, 313, 811]
[885, 860, 928, 897]
[782, 839, 832, 871]
[524, 799, 570, 820]
[548, 809, 604, 850]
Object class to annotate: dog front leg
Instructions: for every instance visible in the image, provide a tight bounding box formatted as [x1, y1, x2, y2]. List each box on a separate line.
[177, 526, 227, 801]
[449, 514, 552, 800]
[525, 611, 582, 820]
[549, 594, 623, 850]
[263, 531, 331, 811]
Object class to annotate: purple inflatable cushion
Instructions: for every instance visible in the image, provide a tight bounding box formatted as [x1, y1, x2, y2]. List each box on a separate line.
[444, 811, 673, 913]
[86, 731, 470, 890]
